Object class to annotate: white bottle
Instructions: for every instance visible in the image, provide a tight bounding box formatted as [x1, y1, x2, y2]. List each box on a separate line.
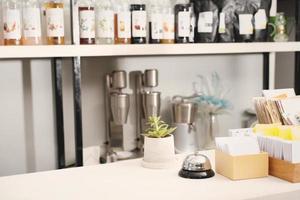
[96, 0, 114, 44]
[161, 0, 174, 44]
[2, 0, 22, 45]
[149, 0, 163, 43]
[114, 0, 131, 44]
[22, 0, 42, 45]
[44, 0, 65, 45]
[78, 0, 96, 44]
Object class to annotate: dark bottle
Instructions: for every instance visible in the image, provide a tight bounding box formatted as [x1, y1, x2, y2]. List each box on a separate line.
[234, 0, 260, 42]
[189, 3, 196, 43]
[149, 2, 163, 44]
[131, 4, 147, 44]
[175, 3, 190, 43]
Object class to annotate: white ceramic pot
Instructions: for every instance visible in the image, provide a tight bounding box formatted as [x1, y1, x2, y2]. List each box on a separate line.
[142, 135, 176, 169]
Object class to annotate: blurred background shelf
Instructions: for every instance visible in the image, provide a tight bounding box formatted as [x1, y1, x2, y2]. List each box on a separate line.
[0, 42, 299, 59]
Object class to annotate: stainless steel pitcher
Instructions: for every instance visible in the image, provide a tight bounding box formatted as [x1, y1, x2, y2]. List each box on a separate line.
[172, 101, 197, 124]
[142, 91, 161, 119]
[110, 93, 130, 125]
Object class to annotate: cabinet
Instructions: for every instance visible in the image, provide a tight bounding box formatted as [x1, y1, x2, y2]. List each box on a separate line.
[0, 0, 299, 169]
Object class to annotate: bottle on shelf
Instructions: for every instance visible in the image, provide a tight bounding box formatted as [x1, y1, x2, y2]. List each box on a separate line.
[2, 0, 22, 45]
[78, 0, 95, 45]
[44, 0, 65, 45]
[95, 0, 114, 44]
[130, 0, 147, 44]
[149, 0, 163, 44]
[114, 0, 131, 44]
[161, 0, 175, 44]
[273, 12, 289, 42]
[175, 0, 190, 43]
[22, 0, 42, 45]
[267, 0, 277, 42]
[189, 2, 195, 43]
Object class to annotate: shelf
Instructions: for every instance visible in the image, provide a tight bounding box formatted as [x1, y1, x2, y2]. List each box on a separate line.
[0, 42, 299, 59]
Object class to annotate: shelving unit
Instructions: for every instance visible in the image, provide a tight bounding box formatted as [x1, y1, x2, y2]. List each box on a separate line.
[0, 42, 299, 58]
[0, 0, 299, 170]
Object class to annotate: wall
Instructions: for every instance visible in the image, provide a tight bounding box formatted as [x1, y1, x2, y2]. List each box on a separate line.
[0, 54, 265, 176]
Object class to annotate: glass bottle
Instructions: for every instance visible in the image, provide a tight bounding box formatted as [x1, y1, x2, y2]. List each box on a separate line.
[131, 1, 146, 44]
[114, 0, 131, 44]
[44, 0, 65, 45]
[175, 1, 190, 43]
[189, 3, 195, 43]
[95, 0, 114, 44]
[78, 0, 95, 45]
[267, 0, 277, 42]
[22, 0, 42, 45]
[161, 0, 174, 44]
[2, 0, 22, 45]
[273, 13, 289, 42]
[149, 1, 163, 44]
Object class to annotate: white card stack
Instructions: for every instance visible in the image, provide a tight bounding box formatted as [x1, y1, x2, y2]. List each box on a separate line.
[257, 135, 300, 164]
[215, 136, 260, 156]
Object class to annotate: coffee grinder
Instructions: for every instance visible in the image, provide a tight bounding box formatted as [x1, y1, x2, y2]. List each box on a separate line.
[172, 96, 198, 153]
[102, 70, 135, 163]
[135, 69, 161, 151]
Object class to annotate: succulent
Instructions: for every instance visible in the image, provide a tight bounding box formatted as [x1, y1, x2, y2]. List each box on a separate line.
[144, 116, 176, 138]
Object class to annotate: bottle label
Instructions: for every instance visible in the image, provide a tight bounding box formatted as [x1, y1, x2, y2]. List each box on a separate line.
[218, 12, 226, 33]
[79, 10, 96, 39]
[151, 13, 163, 40]
[162, 14, 175, 40]
[23, 8, 41, 38]
[3, 9, 21, 39]
[96, 10, 114, 38]
[239, 14, 253, 35]
[189, 13, 196, 42]
[254, 9, 267, 30]
[117, 11, 131, 39]
[132, 10, 146, 37]
[198, 11, 213, 33]
[178, 11, 190, 37]
[46, 8, 65, 37]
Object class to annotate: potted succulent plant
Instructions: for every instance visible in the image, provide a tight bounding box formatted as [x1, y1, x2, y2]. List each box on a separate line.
[142, 116, 177, 169]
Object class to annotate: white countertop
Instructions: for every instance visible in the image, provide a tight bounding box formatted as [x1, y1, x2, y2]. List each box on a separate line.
[1, 150, 300, 200]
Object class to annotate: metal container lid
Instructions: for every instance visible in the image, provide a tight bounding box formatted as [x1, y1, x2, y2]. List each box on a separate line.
[172, 101, 197, 124]
[172, 95, 198, 124]
[181, 152, 212, 172]
[111, 70, 127, 89]
[143, 69, 158, 87]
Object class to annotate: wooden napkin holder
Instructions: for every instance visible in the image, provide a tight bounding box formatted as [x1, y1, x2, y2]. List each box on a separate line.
[269, 157, 300, 183]
[215, 150, 269, 180]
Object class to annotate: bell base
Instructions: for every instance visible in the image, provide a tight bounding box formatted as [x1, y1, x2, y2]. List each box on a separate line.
[179, 169, 215, 179]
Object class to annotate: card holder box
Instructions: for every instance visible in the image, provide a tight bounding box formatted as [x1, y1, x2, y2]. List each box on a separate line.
[215, 150, 269, 180]
[269, 157, 300, 183]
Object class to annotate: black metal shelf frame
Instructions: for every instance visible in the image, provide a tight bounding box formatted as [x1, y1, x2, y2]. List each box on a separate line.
[295, 0, 300, 94]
